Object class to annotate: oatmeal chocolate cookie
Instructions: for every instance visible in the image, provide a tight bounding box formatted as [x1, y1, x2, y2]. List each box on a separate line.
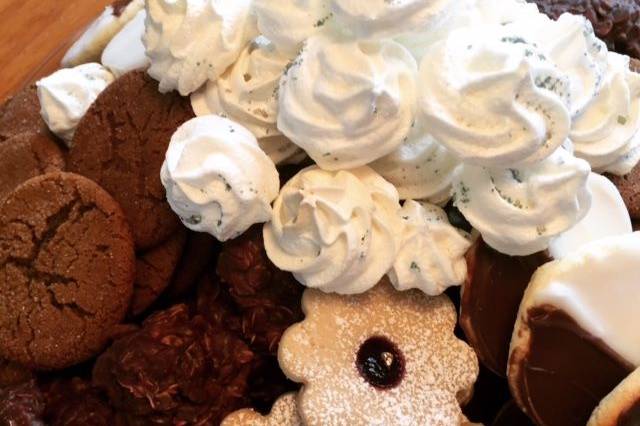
[68, 70, 194, 249]
[0, 172, 135, 370]
[0, 380, 45, 425]
[0, 85, 49, 142]
[608, 165, 640, 219]
[130, 229, 187, 316]
[0, 132, 65, 203]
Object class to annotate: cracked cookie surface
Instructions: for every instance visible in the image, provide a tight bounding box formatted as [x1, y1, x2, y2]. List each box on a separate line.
[0, 85, 49, 143]
[0, 172, 135, 370]
[68, 70, 194, 250]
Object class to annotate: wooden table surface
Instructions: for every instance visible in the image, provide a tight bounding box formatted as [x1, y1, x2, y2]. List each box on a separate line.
[0, 0, 112, 101]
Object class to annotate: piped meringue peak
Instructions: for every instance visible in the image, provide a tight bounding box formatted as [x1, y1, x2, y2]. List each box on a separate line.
[277, 33, 418, 171]
[263, 166, 404, 295]
[161, 115, 279, 242]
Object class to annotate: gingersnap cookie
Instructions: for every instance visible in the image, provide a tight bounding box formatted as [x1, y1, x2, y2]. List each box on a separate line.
[0, 132, 65, 203]
[0, 85, 49, 142]
[222, 393, 301, 426]
[68, 70, 194, 249]
[278, 279, 479, 425]
[130, 228, 187, 316]
[588, 367, 640, 426]
[508, 233, 640, 426]
[0, 172, 135, 370]
[609, 165, 640, 219]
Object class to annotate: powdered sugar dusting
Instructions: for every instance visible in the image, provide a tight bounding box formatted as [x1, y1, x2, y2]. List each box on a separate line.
[221, 392, 302, 426]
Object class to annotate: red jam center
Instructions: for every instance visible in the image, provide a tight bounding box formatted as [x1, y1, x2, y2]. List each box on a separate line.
[356, 336, 405, 390]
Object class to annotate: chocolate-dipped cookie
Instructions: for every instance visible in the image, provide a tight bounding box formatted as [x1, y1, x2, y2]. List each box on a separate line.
[68, 70, 194, 249]
[0, 85, 49, 142]
[0, 172, 135, 370]
[589, 367, 640, 426]
[508, 233, 640, 426]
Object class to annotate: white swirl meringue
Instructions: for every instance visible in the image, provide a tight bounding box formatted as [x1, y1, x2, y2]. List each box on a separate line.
[102, 9, 150, 78]
[191, 37, 302, 165]
[453, 148, 592, 256]
[161, 115, 280, 242]
[419, 25, 572, 168]
[263, 166, 404, 295]
[144, 0, 257, 96]
[371, 121, 460, 204]
[36, 63, 115, 146]
[278, 33, 418, 170]
[571, 52, 640, 175]
[389, 200, 471, 296]
[253, 0, 332, 54]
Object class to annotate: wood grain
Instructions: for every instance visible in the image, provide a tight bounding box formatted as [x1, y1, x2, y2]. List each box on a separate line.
[0, 0, 112, 101]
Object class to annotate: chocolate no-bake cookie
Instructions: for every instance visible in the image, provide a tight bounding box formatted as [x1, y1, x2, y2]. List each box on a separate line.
[0, 380, 45, 426]
[0, 172, 135, 370]
[68, 70, 194, 249]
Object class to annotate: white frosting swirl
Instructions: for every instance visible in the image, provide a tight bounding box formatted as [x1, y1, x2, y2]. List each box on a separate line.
[263, 166, 404, 294]
[419, 25, 572, 168]
[36, 63, 115, 146]
[278, 33, 418, 170]
[191, 37, 302, 164]
[571, 52, 640, 175]
[161, 115, 279, 242]
[330, 0, 452, 39]
[253, 0, 332, 54]
[389, 200, 471, 296]
[371, 121, 460, 204]
[453, 148, 592, 256]
[144, 0, 257, 95]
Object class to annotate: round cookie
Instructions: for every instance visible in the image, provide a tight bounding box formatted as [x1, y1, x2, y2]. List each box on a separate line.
[130, 228, 187, 316]
[0, 172, 135, 370]
[588, 367, 640, 426]
[68, 70, 194, 249]
[608, 165, 640, 219]
[0, 132, 65, 203]
[0, 85, 49, 142]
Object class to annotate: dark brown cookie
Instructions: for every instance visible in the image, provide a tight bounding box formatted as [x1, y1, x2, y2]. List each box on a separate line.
[130, 229, 187, 316]
[608, 164, 640, 219]
[0, 85, 49, 142]
[68, 70, 194, 250]
[0, 132, 65, 203]
[165, 231, 219, 299]
[0, 359, 33, 388]
[0, 172, 135, 370]
[0, 380, 45, 426]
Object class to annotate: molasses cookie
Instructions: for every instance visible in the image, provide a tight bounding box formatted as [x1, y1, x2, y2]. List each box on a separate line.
[68, 70, 194, 249]
[0, 172, 135, 370]
[0, 132, 65, 203]
[0, 85, 49, 142]
[609, 165, 640, 219]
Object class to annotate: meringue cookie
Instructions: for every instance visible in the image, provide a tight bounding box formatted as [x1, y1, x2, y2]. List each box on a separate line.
[571, 52, 640, 175]
[389, 200, 471, 296]
[453, 148, 592, 256]
[144, 0, 257, 96]
[419, 25, 572, 168]
[330, 0, 452, 39]
[102, 9, 150, 77]
[62, 0, 144, 67]
[253, 0, 332, 54]
[36, 63, 115, 145]
[191, 37, 302, 165]
[161, 115, 279, 242]
[371, 121, 460, 204]
[278, 33, 418, 170]
[263, 166, 403, 295]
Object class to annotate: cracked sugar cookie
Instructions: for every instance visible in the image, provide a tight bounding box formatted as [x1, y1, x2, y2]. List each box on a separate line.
[0, 172, 135, 370]
[222, 393, 301, 426]
[278, 279, 479, 425]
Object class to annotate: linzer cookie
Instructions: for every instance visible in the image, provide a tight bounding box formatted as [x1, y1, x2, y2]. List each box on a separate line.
[278, 279, 479, 425]
[0, 172, 135, 370]
[508, 233, 640, 426]
[588, 367, 640, 426]
[222, 393, 301, 426]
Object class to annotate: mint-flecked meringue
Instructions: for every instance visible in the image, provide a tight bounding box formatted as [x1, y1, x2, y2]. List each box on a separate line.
[453, 148, 592, 256]
[161, 115, 279, 242]
[389, 200, 471, 296]
[191, 37, 302, 165]
[278, 33, 418, 170]
[36, 63, 115, 146]
[419, 25, 572, 168]
[144, 0, 257, 96]
[253, 0, 332, 54]
[263, 166, 404, 295]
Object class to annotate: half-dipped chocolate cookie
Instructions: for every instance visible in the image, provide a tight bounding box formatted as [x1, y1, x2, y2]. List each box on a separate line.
[508, 233, 640, 426]
[0, 172, 135, 370]
[589, 367, 640, 426]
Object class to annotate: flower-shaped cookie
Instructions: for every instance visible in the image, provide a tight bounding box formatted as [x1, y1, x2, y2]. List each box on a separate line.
[278, 279, 479, 425]
[222, 393, 302, 426]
